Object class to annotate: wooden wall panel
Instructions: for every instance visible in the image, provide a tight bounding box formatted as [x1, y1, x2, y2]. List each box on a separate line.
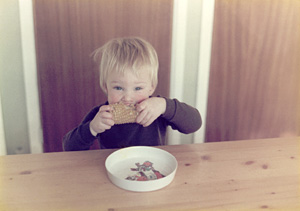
[33, 0, 173, 152]
[206, 0, 300, 142]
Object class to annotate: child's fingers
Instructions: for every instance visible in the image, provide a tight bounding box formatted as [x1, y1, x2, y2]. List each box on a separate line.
[102, 116, 115, 126]
[136, 109, 147, 123]
[98, 105, 114, 121]
[100, 110, 113, 120]
[99, 105, 113, 113]
[141, 116, 154, 127]
[136, 102, 145, 113]
[136, 98, 165, 127]
[90, 106, 115, 134]
[137, 111, 154, 127]
[101, 120, 114, 130]
[90, 114, 114, 134]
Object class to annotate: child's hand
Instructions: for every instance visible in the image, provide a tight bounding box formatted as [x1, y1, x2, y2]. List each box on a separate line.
[89, 105, 114, 135]
[136, 97, 166, 127]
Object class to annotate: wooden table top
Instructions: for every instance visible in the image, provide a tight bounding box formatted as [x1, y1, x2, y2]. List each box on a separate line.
[0, 137, 299, 210]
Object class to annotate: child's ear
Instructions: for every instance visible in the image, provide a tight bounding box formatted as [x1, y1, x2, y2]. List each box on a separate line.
[103, 84, 108, 94]
[149, 85, 156, 96]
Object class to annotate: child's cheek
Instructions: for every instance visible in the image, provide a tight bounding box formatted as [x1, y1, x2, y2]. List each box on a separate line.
[107, 92, 122, 104]
[135, 93, 150, 104]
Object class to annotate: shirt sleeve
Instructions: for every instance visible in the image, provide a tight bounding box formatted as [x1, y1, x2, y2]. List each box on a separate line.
[162, 98, 202, 134]
[62, 106, 100, 151]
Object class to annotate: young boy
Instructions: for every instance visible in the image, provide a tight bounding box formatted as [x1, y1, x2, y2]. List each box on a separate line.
[63, 37, 201, 150]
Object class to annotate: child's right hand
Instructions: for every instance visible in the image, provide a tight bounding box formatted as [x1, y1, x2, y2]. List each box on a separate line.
[89, 105, 114, 136]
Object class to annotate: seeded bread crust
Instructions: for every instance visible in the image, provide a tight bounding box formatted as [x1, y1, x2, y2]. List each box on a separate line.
[110, 102, 139, 124]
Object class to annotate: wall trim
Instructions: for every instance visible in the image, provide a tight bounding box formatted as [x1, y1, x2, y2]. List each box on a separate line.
[0, 95, 7, 155]
[168, 0, 188, 145]
[194, 0, 215, 143]
[19, 0, 43, 153]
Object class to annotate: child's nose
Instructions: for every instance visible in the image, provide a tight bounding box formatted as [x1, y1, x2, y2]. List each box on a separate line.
[123, 91, 134, 104]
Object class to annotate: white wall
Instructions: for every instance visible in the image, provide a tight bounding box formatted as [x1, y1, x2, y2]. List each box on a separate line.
[0, 95, 7, 155]
[169, 0, 214, 145]
[0, 0, 43, 155]
[0, 0, 31, 155]
[19, 0, 43, 154]
[194, 0, 215, 143]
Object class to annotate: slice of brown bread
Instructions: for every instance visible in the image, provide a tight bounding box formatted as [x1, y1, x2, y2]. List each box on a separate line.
[110, 102, 139, 124]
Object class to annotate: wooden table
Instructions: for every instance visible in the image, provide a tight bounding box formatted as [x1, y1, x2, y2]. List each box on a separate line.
[1, 137, 299, 210]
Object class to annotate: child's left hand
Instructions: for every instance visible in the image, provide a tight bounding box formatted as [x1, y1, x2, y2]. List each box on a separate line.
[136, 97, 166, 127]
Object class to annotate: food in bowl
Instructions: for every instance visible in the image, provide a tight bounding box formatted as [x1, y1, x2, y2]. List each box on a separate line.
[125, 161, 165, 181]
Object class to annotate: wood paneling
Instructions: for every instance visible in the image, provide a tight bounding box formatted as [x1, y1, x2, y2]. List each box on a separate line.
[206, 0, 300, 142]
[33, 0, 173, 152]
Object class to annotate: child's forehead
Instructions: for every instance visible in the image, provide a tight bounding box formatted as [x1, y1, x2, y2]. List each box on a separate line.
[109, 67, 151, 78]
[107, 68, 152, 84]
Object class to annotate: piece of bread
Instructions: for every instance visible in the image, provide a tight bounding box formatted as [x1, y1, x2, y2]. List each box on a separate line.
[110, 102, 139, 124]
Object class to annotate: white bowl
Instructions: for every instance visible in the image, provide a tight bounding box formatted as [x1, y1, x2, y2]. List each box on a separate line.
[105, 146, 178, 192]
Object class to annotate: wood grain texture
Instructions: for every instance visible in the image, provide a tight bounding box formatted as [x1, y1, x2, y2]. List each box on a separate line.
[33, 0, 173, 152]
[206, 0, 300, 142]
[1, 137, 299, 210]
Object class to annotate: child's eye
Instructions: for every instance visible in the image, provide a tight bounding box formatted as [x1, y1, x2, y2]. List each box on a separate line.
[114, 86, 123, 91]
[135, 87, 143, 91]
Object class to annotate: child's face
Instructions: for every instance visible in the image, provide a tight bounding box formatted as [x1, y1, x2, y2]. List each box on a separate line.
[105, 69, 155, 105]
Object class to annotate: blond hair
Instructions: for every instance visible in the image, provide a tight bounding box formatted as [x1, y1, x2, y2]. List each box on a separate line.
[92, 37, 159, 93]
